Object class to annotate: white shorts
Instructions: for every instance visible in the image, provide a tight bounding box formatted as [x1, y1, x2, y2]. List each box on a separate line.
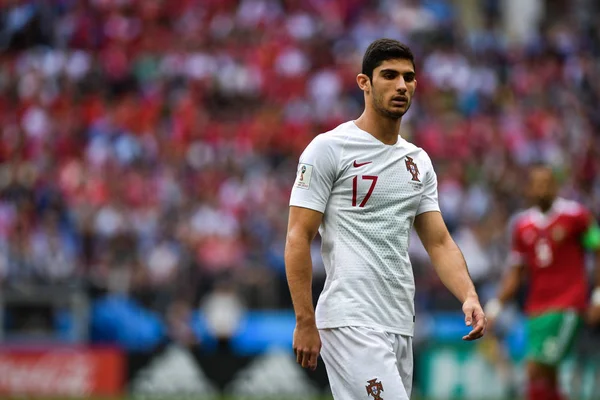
[319, 326, 413, 400]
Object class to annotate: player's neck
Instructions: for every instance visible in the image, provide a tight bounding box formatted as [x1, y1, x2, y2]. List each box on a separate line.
[354, 111, 402, 145]
[536, 198, 556, 213]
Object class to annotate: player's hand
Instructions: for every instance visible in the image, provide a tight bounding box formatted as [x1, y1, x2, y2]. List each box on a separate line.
[588, 288, 600, 325]
[486, 316, 497, 332]
[293, 321, 321, 370]
[462, 296, 487, 341]
[586, 305, 600, 326]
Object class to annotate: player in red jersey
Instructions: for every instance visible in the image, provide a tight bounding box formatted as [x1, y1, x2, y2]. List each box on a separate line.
[486, 164, 600, 400]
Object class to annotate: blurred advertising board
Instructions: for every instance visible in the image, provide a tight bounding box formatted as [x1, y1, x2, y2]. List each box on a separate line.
[127, 344, 331, 398]
[416, 339, 600, 400]
[0, 346, 124, 397]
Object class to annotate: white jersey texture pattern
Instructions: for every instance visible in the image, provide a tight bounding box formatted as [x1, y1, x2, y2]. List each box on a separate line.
[289, 121, 440, 336]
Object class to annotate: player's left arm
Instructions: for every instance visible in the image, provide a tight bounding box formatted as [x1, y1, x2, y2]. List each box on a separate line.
[414, 210, 486, 341]
[581, 217, 600, 324]
[590, 256, 600, 325]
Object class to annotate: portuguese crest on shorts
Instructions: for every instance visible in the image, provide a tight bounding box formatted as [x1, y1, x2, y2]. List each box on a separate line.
[366, 378, 384, 399]
[405, 156, 420, 182]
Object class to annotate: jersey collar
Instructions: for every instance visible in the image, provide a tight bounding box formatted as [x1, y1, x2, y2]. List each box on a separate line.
[530, 198, 563, 228]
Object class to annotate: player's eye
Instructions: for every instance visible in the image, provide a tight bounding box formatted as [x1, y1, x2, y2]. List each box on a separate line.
[404, 74, 415, 82]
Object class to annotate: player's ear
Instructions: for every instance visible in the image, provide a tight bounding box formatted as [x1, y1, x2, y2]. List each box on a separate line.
[357, 74, 371, 92]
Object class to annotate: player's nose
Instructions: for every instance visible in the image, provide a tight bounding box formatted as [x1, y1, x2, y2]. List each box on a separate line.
[396, 76, 407, 93]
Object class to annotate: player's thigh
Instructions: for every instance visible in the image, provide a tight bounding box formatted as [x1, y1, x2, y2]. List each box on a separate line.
[319, 326, 409, 400]
[526, 310, 582, 366]
[394, 334, 413, 397]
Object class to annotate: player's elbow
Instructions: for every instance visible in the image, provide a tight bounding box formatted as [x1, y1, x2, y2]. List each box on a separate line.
[285, 227, 313, 254]
[424, 229, 454, 255]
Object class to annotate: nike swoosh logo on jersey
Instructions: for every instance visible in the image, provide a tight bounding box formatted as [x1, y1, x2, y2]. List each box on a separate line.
[353, 160, 372, 167]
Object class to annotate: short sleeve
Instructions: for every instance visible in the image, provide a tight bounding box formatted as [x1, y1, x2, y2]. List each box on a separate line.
[575, 205, 593, 234]
[416, 155, 440, 215]
[289, 135, 338, 213]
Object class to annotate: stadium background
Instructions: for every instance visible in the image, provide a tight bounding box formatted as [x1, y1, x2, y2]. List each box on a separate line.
[0, 0, 599, 399]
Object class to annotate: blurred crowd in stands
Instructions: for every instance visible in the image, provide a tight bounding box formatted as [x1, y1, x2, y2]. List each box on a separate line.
[0, 0, 599, 345]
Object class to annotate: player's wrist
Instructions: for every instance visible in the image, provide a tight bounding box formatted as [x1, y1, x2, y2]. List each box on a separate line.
[484, 298, 503, 320]
[463, 291, 479, 303]
[592, 287, 600, 306]
[295, 314, 317, 326]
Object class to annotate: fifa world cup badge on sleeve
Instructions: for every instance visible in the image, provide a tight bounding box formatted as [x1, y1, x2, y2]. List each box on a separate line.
[295, 163, 313, 190]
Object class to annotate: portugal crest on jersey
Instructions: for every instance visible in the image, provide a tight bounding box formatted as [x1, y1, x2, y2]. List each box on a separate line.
[405, 156, 420, 182]
[366, 378, 384, 399]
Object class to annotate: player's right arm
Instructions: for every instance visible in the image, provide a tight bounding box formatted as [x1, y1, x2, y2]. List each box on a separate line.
[286, 134, 338, 370]
[285, 206, 323, 370]
[485, 217, 527, 325]
[485, 263, 526, 324]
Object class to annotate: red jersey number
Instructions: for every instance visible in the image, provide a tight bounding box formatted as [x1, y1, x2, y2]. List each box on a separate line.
[534, 238, 553, 268]
[352, 175, 378, 207]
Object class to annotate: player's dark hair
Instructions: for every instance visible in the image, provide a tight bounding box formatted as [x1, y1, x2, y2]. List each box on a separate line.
[362, 39, 415, 81]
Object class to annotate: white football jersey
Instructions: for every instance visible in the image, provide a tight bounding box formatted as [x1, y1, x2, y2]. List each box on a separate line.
[289, 121, 440, 336]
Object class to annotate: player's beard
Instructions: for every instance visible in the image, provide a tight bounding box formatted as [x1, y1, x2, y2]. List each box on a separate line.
[371, 87, 411, 119]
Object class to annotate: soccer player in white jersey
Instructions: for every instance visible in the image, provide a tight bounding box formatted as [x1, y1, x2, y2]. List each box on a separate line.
[285, 39, 487, 399]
